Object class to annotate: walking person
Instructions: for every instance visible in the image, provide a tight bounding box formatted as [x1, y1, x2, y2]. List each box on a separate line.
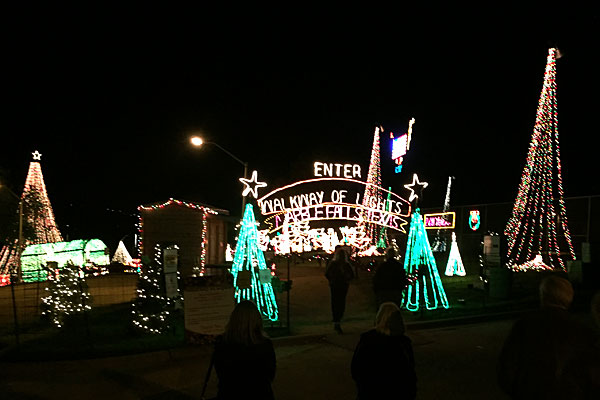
[325, 246, 354, 334]
[373, 246, 408, 309]
[497, 275, 598, 399]
[211, 300, 276, 399]
[351, 302, 417, 400]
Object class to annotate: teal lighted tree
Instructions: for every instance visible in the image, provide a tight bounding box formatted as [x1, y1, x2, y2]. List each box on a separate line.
[402, 174, 449, 312]
[232, 203, 278, 321]
[237, 170, 278, 320]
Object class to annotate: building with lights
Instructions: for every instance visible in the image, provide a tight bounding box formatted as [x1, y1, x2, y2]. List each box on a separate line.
[138, 198, 230, 276]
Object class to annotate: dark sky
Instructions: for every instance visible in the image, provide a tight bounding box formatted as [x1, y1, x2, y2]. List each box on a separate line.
[1, 8, 599, 249]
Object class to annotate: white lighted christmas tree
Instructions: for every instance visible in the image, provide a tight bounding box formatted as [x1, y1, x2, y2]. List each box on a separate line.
[360, 126, 383, 245]
[112, 240, 133, 265]
[41, 261, 91, 328]
[445, 232, 466, 277]
[0, 151, 63, 281]
[504, 48, 575, 271]
[402, 175, 449, 312]
[131, 247, 173, 334]
[235, 171, 278, 321]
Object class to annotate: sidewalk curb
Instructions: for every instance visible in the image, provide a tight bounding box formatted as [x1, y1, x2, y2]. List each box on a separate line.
[405, 308, 535, 330]
[0, 309, 535, 363]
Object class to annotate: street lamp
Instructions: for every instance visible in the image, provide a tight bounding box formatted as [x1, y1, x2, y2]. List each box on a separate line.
[0, 184, 24, 283]
[190, 136, 249, 215]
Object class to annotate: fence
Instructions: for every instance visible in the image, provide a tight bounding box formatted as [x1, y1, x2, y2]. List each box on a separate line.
[421, 195, 600, 275]
[0, 195, 597, 351]
[0, 272, 138, 332]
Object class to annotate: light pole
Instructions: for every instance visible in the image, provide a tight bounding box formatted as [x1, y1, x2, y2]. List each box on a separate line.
[190, 136, 249, 216]
[0, 184, 24, 283]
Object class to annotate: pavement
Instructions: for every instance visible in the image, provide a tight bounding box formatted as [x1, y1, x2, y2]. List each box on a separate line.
[1, 263, 597, 399]
[0, 318, 508, 400]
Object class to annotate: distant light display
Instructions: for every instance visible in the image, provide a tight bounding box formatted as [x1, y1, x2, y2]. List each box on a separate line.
[21, 239, 110, 282]
[424, 212, 456, 229]
[391, 134, 408, 160]
[360, 127, 384, 245]
[445, 232, 466, 277]
[390, 118, 415, 174]
[469, 210, 481, 231]
[261, 222, 371, 255]
[258, 177, 411, 235]
[0, 150, 63, 285]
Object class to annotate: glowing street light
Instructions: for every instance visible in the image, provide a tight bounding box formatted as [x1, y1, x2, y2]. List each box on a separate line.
[190, 136, 249, 216]
[190, 136, 203, 147]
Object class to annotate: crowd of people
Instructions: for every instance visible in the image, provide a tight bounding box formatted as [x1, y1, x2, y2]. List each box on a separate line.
[203, 246, 599, 399]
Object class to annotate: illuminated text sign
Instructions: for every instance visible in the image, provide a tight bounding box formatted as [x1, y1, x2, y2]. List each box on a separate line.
[424, 212, 456, 229]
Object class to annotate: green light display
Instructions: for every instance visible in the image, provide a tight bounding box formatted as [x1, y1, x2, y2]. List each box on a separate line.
[21, 239, 110, 282]
[232, 204, 279, 321]
[402, 208, 449, 312]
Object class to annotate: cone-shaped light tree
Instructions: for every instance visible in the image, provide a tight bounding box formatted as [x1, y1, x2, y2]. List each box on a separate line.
[504, 48, 575, 271]
[112, 240, 133, 265]
[0, 151, 63, 281]
[402, 174, 449, 312]
[445, 232, 466, 277]
[236, 171, 278, 321]
[360, 127, 383, 245]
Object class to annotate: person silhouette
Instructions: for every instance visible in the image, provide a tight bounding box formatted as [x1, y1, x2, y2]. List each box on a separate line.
[497, 275, 598, 399]
[212, 300, 276, 399]
[325, 246, 354, 334]
[351, 302, 417, 400]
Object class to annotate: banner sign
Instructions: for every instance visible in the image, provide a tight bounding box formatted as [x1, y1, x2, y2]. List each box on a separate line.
[423, 212, 456, 229]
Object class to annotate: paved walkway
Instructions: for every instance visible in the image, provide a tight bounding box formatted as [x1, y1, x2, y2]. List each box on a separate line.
[2, 264, 595, 399]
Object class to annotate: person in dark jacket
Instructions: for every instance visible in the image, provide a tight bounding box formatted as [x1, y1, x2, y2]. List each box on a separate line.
[373, 247, 408, 309]
[351, 302, 417, 400]
[213, 300, 276, 400]
[497, 275, 599, 399]
[325, 246, 355, 334]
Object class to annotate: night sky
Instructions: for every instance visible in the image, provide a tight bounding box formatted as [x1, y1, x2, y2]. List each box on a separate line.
[1, 8, 599, 250]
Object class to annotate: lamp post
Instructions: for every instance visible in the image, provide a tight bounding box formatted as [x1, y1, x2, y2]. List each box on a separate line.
[190, 136, 249, 216]
[0, 184, 23, 282]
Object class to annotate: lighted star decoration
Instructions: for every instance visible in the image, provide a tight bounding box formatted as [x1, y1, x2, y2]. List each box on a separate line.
[32, 150, 42, 161]
[404, 173, 428, 202]
[240, 170, 267, 198]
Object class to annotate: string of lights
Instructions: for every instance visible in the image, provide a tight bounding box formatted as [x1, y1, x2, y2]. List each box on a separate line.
[41, 261, 91, 328]
[359, 127, 383, 245]
[137, 198, 220, 271]
[504, 48, 576, 271]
